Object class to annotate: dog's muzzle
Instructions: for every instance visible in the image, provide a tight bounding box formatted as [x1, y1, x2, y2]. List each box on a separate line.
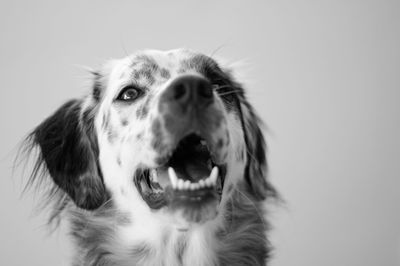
[135, 74, 229, 224]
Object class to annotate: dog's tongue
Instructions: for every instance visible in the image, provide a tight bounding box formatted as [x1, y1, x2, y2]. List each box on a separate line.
[168, 143, 212, 182]
[154, 148, 212, 189]
[173, 156, 211, 181]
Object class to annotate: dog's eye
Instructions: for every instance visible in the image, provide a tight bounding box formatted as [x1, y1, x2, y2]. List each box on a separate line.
[117, 86, 142, 101]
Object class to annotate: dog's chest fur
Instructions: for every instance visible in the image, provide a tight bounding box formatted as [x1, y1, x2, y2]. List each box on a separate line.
[69, 188, 269, 266]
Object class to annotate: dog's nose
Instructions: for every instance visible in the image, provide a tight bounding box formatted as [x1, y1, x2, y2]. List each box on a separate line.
[163, 74, 213, 110]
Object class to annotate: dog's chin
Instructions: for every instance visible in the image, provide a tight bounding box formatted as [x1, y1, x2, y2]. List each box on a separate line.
[134, 133, 226, 225]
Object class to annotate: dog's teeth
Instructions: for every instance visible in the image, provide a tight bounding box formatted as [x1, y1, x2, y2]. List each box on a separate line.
[168, 167, 219, 191]
[199, 179, 206, 188]
[150, 169, 158, 183]
[209, 166, 219, 186]
[191, 183, 199, 190]
[184, 180, 191, 190]
[168, 167, 178, 189]
[178, 179, 185, 190]
[205, 177, 213, 187]
[181, 180, 186, 190]
[191, 183, 198, 190]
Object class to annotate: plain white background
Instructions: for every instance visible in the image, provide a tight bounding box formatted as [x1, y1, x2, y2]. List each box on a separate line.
[1, 1, 399, 265]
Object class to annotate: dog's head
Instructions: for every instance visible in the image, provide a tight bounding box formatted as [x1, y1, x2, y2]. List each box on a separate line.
[27, 49, 274, 227]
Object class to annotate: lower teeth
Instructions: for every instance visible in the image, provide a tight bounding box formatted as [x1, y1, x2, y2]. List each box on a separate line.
[168, 166, 219, 191]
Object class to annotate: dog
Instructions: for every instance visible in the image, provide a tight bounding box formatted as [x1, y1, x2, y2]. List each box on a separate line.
[23, 49, 277, 266]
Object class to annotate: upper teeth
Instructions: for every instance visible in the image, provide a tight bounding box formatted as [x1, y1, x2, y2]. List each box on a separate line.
[168, 166, 219, 190]
[149, 169, 158, 183]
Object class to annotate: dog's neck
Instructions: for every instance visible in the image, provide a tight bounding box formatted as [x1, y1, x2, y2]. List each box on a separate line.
[68, 187, 269, 266]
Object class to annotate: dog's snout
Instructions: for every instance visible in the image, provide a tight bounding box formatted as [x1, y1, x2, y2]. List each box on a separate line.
[164, 75, 213, 109]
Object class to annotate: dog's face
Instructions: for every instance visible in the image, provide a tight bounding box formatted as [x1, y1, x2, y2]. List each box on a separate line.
[29, 49, 271, 228]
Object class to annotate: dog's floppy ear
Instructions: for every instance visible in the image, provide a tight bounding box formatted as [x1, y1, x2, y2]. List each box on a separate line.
[29, 99, 106, 210]
[239, 99, 276, 201]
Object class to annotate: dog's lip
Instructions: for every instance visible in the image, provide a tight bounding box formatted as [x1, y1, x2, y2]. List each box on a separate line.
[151, 165, 226, 223]
[134, 133, 227, 214]
[134, 163, 227, 211]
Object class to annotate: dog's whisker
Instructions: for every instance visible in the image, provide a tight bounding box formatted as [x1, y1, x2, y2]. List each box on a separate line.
[208, 44, 227, 58]
[245, 147, 258, 163]
[217, 90, 242, 97]
[214, 84, 233, 90]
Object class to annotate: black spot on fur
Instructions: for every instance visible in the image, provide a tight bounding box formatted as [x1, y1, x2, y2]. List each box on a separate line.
[134, 68, 155, 85]
[121, 119, 128, 126]
[136, 102, 149, 120]
[141, 105, 149, 117]
[92, 86, 101, 101]
[135, 54, 158, 68]
[177, 68, 186, 74]
[136, 107, 143, 119]
[160, 68, 171, 79]
[181, 54, 215, 72]
[147, 75, 155, 86]
[131, 54, 159, 86]
[106, 125, 118, 143]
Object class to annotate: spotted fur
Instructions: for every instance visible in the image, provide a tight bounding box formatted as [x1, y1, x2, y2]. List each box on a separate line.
[21, 49, 277, 266]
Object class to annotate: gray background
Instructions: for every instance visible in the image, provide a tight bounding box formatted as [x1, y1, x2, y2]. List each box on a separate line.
[1, 1, 399, 265]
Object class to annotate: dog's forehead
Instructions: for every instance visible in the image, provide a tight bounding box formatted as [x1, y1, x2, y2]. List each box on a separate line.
[128, 48, 211, 70]
[103, 49, 216, 94]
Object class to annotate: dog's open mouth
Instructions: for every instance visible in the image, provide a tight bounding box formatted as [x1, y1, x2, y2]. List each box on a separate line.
[135, 133, 226, 223]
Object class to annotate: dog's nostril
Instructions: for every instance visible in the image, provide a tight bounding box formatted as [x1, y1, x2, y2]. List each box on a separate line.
[198, 84, 213, 99]
[164, 74, 214, 108]
[174, 84, 187, 100]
